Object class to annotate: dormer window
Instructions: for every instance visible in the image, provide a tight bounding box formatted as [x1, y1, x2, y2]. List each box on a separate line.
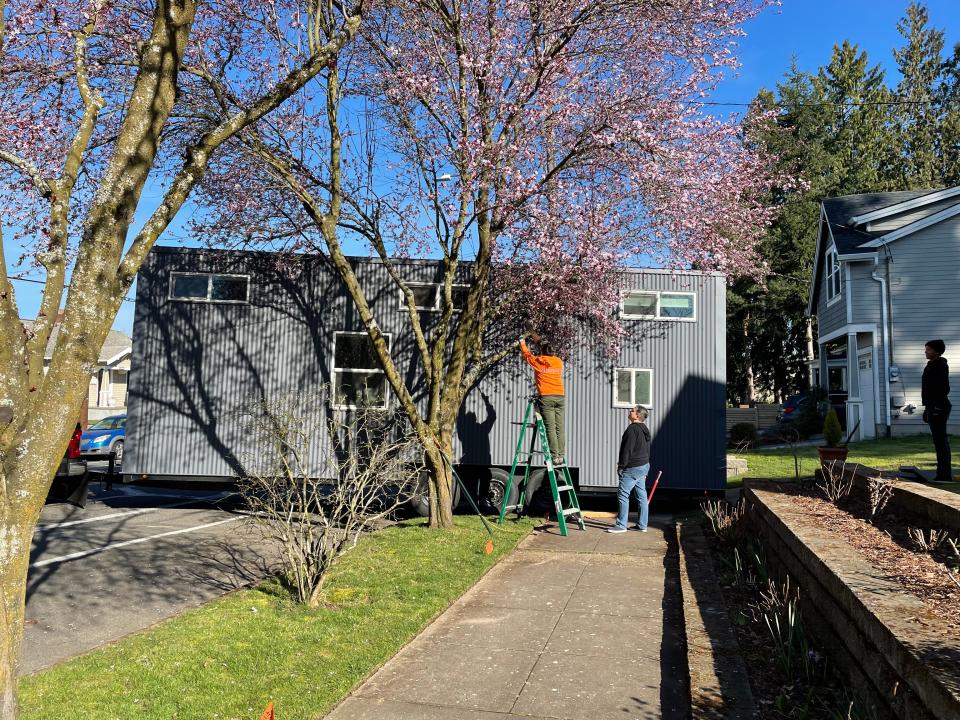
[825, 247, 841, 301]
[399, 282, 469, 312]
[169, 272, 249, 303]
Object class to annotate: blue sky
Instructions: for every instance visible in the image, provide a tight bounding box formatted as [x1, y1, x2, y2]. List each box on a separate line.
[7, 0, 960, 335]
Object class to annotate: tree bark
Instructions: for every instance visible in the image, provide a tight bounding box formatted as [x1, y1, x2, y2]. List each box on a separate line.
[0, 499, 37, 720]
[742, 312, 755, 405]
[422, 437, 455, 529]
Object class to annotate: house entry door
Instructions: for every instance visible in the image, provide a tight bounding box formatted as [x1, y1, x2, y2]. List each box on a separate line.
[857, 350, 876, 440]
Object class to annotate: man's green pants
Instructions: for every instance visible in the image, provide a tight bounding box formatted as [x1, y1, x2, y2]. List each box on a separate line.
[537, 395, 565, 463]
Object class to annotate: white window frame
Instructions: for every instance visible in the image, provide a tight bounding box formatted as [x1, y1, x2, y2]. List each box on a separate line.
[398, 282, 470, 312]
[620, 290, 696, 321]
[825, 246, 841, 305]
[168, 272, 250, 304]
[331, 331, 392, 410]
[612, 367, 653, 408]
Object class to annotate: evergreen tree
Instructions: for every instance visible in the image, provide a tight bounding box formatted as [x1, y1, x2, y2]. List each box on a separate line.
[726, 74, 826, 404]
[893, 2, 945, 189]
[936, 43, 960, 186]
[816, 41, 896, 194]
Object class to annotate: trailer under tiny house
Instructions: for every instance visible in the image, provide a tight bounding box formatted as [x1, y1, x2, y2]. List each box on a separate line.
[123, 247, 726, 501]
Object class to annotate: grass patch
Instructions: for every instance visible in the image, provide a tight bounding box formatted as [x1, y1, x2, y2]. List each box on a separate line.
[729, 434, 960, 494]
[19, 516, 536, 720]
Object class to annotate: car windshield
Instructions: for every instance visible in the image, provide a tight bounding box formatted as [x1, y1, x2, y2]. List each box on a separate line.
[88, 416, 125, 430]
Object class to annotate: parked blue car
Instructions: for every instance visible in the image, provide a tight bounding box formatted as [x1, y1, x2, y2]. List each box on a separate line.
[80, 415, 126, 464]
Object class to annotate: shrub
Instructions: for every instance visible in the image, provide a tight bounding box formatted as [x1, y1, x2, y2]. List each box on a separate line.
[822, 408, 842, 448]
[729, 422, 759, 449]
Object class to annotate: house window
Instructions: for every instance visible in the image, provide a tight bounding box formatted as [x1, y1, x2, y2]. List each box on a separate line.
[399, 282, 470, 312]
[825, 247, 841, 301]
[613, 368, 652, 408]
[621, 291, 696, 321]
[622, 292, 657, 318]
[660, 293, 695, 319]
[828, 367, 846, 394]
[332, 332, 390, 409]
[169, 272, 250, 303]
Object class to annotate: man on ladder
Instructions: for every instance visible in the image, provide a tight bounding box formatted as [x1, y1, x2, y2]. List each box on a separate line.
[519, 332, 565, 467]
[499, 332, 583, 535]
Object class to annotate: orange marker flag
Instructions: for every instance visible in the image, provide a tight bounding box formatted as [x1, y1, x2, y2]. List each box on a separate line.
[260, 702, 275, 720]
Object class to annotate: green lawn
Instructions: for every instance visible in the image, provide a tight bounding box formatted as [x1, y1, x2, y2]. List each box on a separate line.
[18, 516, 536, 720]
[729, 433, 960, 492]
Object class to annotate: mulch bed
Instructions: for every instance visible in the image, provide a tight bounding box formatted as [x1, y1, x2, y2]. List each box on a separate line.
[703, 519, 856, 719]
[784, 486, 960, 639]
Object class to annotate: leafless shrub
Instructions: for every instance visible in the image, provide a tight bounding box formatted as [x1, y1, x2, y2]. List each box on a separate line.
[701, 498, 743, 542]
[907, 527, 952, 553]
[816, 461, 853, 503]
[944, 539, 960, 590]
[238, 393, 422, 607]
[866, 477, 894, 523]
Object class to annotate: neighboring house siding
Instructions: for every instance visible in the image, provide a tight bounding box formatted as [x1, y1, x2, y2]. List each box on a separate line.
[125, 248, 726, 491]
[884, 218, 960, 432]
[866, 197, 960, 233]
[846, 261, 886, 426]
[816, 259, 846, 338]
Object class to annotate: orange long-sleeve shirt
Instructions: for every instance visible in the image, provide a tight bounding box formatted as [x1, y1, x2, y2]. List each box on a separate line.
[520, 339, 565, 396]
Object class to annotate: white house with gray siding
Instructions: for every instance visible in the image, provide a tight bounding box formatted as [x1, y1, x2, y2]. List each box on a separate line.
[808, 186, 960, 439]
[124, 247, 727, 501]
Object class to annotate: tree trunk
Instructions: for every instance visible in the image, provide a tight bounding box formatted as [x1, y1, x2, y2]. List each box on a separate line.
[423, 439, 454, 529]
[742, 313, 755, 405]
[0, 460, 57, 719]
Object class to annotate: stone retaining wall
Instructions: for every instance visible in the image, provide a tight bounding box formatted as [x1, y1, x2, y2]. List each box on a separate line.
[743, 482, 960, 720]
[835, 463, 960, 535]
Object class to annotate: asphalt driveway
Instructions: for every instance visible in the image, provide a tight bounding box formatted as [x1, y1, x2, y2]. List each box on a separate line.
[21, 484, 277, 675]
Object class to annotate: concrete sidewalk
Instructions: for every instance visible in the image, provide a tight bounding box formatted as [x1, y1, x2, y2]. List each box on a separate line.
[325, 514, 687, 720]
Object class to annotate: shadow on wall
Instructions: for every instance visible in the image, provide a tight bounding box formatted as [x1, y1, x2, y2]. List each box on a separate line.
[456, 390, 497, 464]
[129, 252, 351, 478]
[653, 374, 726, 492]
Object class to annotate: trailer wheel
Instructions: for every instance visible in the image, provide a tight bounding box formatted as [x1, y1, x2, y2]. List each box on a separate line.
[485, 468, 519, 514]
[408, 471, 462, 517]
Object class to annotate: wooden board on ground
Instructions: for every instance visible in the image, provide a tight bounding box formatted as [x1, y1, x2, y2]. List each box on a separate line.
[899, 466, 934, 481]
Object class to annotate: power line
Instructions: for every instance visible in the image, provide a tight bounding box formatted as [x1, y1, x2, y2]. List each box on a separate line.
[687, 99, 947, 108]
[8, 275, 136, 302]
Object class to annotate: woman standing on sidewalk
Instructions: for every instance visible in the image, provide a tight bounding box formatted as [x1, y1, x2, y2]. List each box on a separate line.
[608, 405, 651, 533]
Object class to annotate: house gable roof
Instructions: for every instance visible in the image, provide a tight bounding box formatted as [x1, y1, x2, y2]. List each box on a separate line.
[807, 188, 958, 315]
[20, 320, 131, 363]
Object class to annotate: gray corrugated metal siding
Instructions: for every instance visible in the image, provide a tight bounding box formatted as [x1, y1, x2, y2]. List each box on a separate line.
[126, 248, 726, 491]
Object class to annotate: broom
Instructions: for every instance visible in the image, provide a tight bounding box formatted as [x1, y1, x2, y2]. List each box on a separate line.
[433, 440, 496, 554]
[646, 470, 662, 503]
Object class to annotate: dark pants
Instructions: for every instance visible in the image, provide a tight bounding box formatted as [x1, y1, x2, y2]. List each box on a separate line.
[929, 406, 952, 481]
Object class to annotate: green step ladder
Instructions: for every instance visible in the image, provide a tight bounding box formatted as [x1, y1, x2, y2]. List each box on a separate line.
[497, 398, 585, 536]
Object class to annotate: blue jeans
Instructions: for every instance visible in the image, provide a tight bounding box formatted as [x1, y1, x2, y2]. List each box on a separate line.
[615, 464, 650, 530]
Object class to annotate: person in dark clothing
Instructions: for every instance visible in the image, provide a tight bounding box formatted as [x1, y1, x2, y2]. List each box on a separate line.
[608, 405, 651, 533]
[922, 338, 952, 483]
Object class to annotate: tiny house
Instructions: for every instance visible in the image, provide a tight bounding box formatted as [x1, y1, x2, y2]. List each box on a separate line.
[124, 247, 727, 498]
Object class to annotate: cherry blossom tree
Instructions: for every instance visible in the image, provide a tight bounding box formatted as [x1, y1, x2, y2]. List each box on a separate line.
[192, 0, 782, 528]
[0, 0, 363, 713]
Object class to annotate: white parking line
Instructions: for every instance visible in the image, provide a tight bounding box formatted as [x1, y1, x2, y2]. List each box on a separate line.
[30, 516, 243, 568]
[36, 493, 233, 530]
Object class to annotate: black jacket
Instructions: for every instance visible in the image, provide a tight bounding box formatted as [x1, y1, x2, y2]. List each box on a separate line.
[922, 356, 951, 410]
[618, 422, 651, 472]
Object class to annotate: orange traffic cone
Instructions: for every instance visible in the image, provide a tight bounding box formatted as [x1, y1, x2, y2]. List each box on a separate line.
[260, 702, 275, 720]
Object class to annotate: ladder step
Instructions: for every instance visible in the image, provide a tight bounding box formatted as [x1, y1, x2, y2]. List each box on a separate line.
[561, 507, 582, 516]
[555, 484, 573, 492]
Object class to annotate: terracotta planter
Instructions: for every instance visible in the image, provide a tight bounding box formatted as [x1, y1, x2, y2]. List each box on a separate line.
[817, 446, 849, 467]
